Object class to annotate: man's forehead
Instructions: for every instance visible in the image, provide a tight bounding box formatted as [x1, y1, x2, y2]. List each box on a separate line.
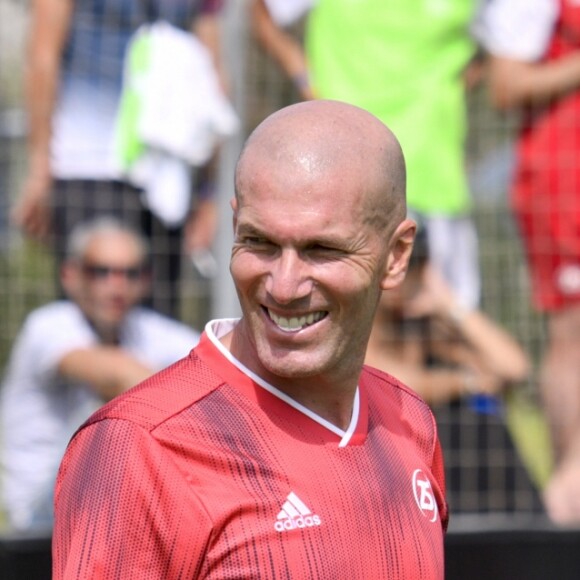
[83, 233, 143, 261]
[235, 191, 373, 247]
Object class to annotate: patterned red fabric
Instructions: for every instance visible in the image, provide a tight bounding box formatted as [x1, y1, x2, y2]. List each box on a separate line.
[513, 0, 580, 311]
[53, 331, 447, 579]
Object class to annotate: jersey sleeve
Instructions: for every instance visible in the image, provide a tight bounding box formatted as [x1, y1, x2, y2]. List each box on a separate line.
[431, 436, 449, 532]
[53, 418, 213, 579]
[475, 0, 557, 61]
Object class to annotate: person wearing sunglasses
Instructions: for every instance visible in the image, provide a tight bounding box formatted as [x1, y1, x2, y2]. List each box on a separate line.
[0, 216, 200, 534]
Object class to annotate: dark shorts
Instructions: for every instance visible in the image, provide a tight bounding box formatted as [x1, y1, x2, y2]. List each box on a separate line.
[433, 397, 545, 515]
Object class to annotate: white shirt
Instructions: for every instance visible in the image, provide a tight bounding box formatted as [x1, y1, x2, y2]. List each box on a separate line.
[0, 301, 199, 532]
[51, 81, 121, 179]
[475, 0, 559, 60]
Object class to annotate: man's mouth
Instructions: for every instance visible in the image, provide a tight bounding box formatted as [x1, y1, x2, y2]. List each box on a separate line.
[267, 309, 327, 332]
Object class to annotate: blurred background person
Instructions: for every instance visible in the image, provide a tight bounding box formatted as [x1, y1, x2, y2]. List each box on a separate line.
[0, 217, 200, 534]
[476, 0, 580, 525]
[251, 0, 485, 311]
[11, 0, 229, 319]
[365, 223, 545, 515]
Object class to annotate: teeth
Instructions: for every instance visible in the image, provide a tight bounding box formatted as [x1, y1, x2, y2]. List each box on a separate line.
[268, 310, 326, 331]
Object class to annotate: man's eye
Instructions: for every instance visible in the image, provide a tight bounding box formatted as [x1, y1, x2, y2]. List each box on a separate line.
[243, 236, 273, 248]
[307, 244, 343, 256]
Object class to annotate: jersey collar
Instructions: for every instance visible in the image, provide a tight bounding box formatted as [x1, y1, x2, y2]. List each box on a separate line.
[195, 319, 368, 447]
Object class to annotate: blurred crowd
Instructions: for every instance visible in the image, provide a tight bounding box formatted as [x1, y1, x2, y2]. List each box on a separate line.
[1, 0, 580, 539]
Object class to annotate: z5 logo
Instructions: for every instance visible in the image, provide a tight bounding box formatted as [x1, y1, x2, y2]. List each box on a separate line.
[412, 469, 438, 523]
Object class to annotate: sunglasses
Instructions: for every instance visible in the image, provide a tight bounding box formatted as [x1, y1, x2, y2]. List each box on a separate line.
[82, 263, 147, 281]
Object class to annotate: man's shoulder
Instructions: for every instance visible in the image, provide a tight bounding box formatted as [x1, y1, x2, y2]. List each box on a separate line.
[80, 348, 220, 433]
[16, 300, 94, 350]
[23, 300, 83, 328]
[362, 364, 429, 405]
[127, 307, 200, 341]
[362, 365, 439, 454]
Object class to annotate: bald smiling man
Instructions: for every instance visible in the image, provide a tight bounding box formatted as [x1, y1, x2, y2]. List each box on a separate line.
[53, 100, 448, 580]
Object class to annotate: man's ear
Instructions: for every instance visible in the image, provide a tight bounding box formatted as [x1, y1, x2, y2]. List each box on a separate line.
[380, 218, 417, 291]
[230, 197, 238, 232]
[60, 260, 81, 298]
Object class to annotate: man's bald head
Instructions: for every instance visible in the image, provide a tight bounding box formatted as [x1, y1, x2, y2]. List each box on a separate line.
[235, 100, 407, 234]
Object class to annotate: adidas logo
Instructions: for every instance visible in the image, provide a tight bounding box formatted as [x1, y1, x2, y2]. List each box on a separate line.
[274, 492, 322, 532]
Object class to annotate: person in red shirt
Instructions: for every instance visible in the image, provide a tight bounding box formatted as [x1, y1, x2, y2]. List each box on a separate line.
[53, 99, 448, 579]
[478, 0, 580, 525]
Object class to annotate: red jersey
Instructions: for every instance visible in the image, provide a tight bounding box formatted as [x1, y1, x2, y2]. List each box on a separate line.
[53, 319, 448, 579]
[512, 0, 580, 310]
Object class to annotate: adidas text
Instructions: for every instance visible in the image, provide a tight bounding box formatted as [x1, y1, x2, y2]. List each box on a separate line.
[274, 514, 322, 532]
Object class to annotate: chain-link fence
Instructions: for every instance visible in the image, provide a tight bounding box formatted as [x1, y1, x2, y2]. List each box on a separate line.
[0, 0, 556, 537]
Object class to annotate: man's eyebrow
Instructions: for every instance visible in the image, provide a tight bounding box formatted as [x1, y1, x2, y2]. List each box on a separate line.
[241, 230, 349, 252]
[236, 223, 266, 237]
[236, 217, 354, 248]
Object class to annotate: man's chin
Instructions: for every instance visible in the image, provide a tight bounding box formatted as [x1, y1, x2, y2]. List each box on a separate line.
[239, 327, 333, 381]
[258, 349, 326, 381]
[92, 314, 126, 335]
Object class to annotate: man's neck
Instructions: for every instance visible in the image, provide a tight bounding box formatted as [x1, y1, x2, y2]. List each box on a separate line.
[87, 318, 121, 345]
[221, 325, 358, 431]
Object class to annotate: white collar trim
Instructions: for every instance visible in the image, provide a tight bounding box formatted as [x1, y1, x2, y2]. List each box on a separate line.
[205, 318, 359, 447]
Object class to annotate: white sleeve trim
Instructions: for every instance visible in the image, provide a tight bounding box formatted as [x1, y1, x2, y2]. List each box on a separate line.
[475, 0, 558, 61]
[263, 0, 315, 26]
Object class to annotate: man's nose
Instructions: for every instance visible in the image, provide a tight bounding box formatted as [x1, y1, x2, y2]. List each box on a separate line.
[104, 270, 138, 291]
[110, 273, 129, 285]
[265, 249, 313, 304]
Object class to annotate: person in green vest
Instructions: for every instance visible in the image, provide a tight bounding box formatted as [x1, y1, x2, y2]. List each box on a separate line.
[252, 0, 484, 310]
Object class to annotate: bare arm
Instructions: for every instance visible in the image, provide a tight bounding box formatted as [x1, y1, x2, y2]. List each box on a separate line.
[408, 266, 530, 385]
[12, 0, 73, 240]
[193, 11, 228, 93]
[365, 339, 505, 404]
[250, 0, 314, 100]
[58, 347, 154, 401]
[487, 52, 580, 110]
[185, 12, 225, 254]
[382, 361, 476, 405]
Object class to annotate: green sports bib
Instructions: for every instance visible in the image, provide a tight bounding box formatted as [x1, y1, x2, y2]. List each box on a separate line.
[306, 0, 477, 214]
